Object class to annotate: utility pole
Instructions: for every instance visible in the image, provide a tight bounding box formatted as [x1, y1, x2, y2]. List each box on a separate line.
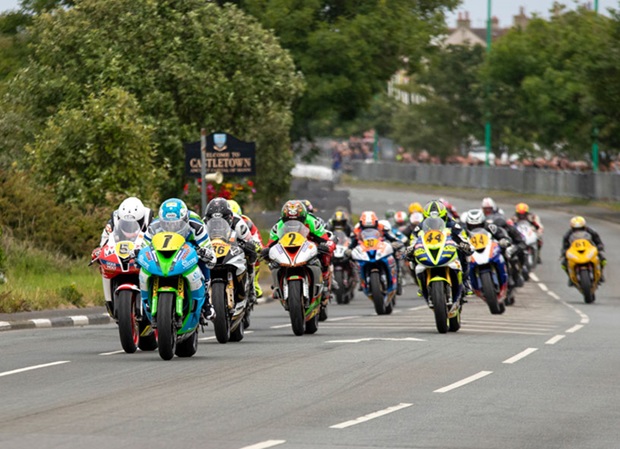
[592, 0, 600, 172]
[485, 0, 492, 166]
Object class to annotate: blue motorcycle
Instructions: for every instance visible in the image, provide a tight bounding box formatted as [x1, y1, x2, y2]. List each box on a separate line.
[137, 228, 205, 360]
[351, 229, 398, 315]
[468, 228, 508, 315]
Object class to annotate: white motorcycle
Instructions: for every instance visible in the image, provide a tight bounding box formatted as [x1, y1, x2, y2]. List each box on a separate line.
[516, 220, 538, 278]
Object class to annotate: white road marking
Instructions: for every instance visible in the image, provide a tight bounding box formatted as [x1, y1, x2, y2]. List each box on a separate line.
[326, 337, 425, 344]
[503, 347, 538, 364]
[70, 316, 89, 326]
[529, 273, 540, 282]
[198, 336, 217, 341]
[538, 283, 548, 292]
[434, 371, 493, 393]
[270, 324, 291, 329]
[0, 321, 10, 329]
[0, 361, 70, 378]
[581, 317, 589, 324]
[547, 291, 560, 300]
[327, 316, 361, 322]
[239, 440, 286, 449]
[29, 318, 52, 328]
[100, 350, 125, 356]
[546, 335, 566, 345]
[566, 324, 583, 333]
[408, 306, 428, 311]
[330, 403, 413, 429]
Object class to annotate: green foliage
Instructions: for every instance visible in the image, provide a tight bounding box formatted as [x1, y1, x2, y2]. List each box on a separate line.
[234, 0, 459, 138]
[7, 0, 303, 208]
[482, 8, 614, 157]
[29, 87, 160, 206]
[58, 282, 84, 307]
[0, 170, 108, 257]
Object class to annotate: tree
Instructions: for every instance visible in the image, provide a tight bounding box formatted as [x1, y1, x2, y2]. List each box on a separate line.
[225, 0, 459, 139]
[6, 0, 303, 208]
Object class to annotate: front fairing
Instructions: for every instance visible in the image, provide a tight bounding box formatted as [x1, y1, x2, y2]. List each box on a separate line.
[137, 244, 198, 277]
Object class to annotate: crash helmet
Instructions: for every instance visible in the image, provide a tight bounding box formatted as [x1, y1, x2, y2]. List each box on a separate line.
[465, 209, 486, 231]
[408, 202, 423, 215]
[359, 211, 379, 229]
[281, 200, 307, 222]
[300, 199, 314, 213]
[118, 197, 147, 228]
[227, 199, 242, 216]
[570, 216, 586, 229]
[439, 197, 458, 217]
[409, 212, 424, 226]
[158, 198, 189, 234]
[423, 200, 448, 222]
[385, 209, 396, 221]
[394, 211, 408, 226]
[205, 197, 234, 226]
[515, 202, 529, 219]
[481, 197, 497, 217]
[331, 208, 349, 228]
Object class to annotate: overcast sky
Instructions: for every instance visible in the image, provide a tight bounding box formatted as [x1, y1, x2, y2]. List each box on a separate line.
[446, 1, 618, 28]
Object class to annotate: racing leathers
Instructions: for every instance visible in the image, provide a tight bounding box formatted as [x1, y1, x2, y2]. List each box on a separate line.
[98, 207, 154, 248]
[560, 226, 606, 282]
[511, 212, 544, 261]
[241, 213, 264, 298]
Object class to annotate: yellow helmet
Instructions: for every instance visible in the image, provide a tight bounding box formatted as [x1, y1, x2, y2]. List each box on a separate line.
[227, 199, 242, 215]
[408, 202, 423, 215]
[570, 216, 586, 229]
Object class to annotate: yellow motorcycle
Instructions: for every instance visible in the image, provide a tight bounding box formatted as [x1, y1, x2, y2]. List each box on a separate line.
[565, 234, 601, 304]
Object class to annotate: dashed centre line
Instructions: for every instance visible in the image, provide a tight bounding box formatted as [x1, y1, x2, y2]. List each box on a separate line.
[566, 324, 584, 333]
[330, 403, 413, 429]
[546, 335, 566, 345]
[239, 440, 286, 449]
[0, 361, 70, 378]
[434, 371, 493, 393]
[503, 348, 538, 364]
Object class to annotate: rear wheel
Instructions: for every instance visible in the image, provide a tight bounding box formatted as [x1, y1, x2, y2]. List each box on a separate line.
[288, 280, 305, 336]
[449, 306, 461, 332]
[370, 271, 385, 315]
[116, 290, 138, 354]
[579, 269, 595, 304]
[156, 292, 176, 360]
[430, 282, 448, 334]
[481, 272, 502, 315]
[175, 329, 198, 357]
[305, 311, 319, 334]
[334, 270, 345, 305]
[212, 282, 230, 344]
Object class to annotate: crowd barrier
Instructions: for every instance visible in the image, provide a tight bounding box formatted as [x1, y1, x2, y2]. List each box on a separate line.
[343, 161, 620, 201]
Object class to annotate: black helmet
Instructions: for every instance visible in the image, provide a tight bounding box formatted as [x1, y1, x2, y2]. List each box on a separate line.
[204, 197, 233, 225]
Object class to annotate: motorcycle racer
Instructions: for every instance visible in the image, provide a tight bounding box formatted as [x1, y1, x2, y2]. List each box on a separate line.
[511, 202, 544, 264]
[141, 198, 217, 324]
[560, 216, 606, 285]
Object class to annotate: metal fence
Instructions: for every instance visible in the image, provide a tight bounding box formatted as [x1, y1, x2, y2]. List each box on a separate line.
[345, 161, 620, 201]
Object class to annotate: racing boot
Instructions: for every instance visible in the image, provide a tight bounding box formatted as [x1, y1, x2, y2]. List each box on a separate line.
[200, 281, 216, 325]
[254, 269, 263, 298]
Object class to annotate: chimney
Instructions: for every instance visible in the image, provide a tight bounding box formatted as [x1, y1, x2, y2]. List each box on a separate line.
[491, 16, 500, 31]
[513, 6, 529, 29]
[457, 11, 471, 29]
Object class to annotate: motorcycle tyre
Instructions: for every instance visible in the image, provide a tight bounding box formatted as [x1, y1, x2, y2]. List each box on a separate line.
[334, 270, 345, 305]
[175, 329, 198, 357]
[579, 269, 595, 304]
[305, 310, 319, 334]
[370, 271, 386, 315]
[230, 317, 245, 342]
[481, 272, 503, 315]
[449, 306, 461, 332]
[212, 282, 230, 344]
[116, 290, 138, 354]
[138, 320, 158, 351]
[157, 292, 177, 361]
[288, 280, 305, 336]
[431, 282, 449, 334]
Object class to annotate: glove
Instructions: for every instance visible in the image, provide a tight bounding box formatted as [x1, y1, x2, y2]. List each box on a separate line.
[459, 242, 473, 255]
[499, 238, 510, 248]
[344, 248, 352, 258]
[405, 245, 416, 260]
[317, 242, 331, 254]
[197, 246, 216, 268]
[260, 247, 271, 261]
[391, 241, 404, 251]
[91, 247, 101, 261]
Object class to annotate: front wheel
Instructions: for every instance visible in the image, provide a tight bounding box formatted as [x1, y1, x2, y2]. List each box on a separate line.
[157, 292, 177, 360]
[370, 271, 385, 315]
[430, 282, 448, 334]
[334, 270, 345, 305]
[481, 272, 502, 315]
[288, 280, 305, 336]
[212, 282, 230, 344]
[116, 290, 138, 354]
[579, 269, 595, 304]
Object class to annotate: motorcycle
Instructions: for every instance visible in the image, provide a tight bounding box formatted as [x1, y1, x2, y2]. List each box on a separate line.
[565, 232, 602, 304]
[351, 228, 398, 315]
[206, 217, 250, 343]
[137, 224, 205, 360]
[468, 228, 507, 315]
[94, 217, 157, 353]
[331, 230, 357, 305]
[516, 220, 538, 277]
[412, 218, 463, 333]
[268, 220, 323, 336]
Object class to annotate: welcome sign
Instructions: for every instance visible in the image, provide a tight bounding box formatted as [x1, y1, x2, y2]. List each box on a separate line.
[184, 132, 256, 177]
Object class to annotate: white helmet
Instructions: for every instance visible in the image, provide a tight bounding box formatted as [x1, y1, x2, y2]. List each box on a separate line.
[409, 212, 424, 226]
[118, 197, 146, 226]
[481, 197, 497, 216]
[379, 219, 392, 233]
[465, 209, 486, 229]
